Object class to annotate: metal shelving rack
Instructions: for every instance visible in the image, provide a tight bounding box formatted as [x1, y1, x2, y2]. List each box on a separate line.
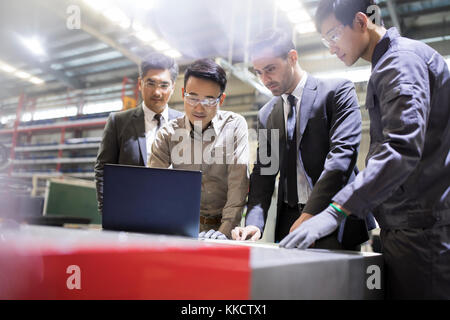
[0, 94, 107, 180]
[0, 77, 141, 182]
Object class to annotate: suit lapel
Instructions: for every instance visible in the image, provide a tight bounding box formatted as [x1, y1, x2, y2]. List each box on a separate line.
[272, 98, 286, 142]
[297, 76, 318, 148]
[133, 105, 147, 166]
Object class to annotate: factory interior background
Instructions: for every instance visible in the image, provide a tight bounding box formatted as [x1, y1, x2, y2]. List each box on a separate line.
[0, 0, 449, 244]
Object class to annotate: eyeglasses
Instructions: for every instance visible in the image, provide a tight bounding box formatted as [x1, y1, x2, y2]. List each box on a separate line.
[183, 92, 221, 108]
[142, 79, 172, 91]
[321, 24, 344, 48]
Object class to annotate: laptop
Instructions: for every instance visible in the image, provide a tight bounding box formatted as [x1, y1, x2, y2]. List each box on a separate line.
[102, 164, 202, 238]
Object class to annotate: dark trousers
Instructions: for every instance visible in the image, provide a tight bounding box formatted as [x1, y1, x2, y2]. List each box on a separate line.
[381, 224, 450, 299]
[275, 203, 344, 250]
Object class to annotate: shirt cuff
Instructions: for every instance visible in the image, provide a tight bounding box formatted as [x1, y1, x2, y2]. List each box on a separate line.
[218, 221, 235, 239]
[244, 205, 265, 235]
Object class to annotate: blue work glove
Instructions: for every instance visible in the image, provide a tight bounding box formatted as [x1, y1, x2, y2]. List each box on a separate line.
[279, 206, 344, 249]
[198, 229, 228, 240]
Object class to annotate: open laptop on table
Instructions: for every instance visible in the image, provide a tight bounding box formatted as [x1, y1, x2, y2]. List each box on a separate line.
[102, 164, 201, 238]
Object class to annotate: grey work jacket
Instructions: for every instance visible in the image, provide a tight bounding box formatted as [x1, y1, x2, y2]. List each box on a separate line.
[333, 28, 450, 229]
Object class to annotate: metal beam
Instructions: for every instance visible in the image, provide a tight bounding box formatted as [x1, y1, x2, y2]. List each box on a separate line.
[61, 57, 129, 72]
[51, 47, 115, 64]
[74, 23, 142, 66]
[382, 4, 450, 24]
[48, 37, 100, 53]
[38, 0, 142, 67]
[36, 62, 84, 89]
[75, 65, 137, 79]
[217, 58, 272, 98]
[404, 22, 450, 40]
[5, 38, 85, 90]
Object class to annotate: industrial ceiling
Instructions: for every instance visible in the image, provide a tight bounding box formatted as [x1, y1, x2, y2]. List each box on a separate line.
[0, 0, 449, 113]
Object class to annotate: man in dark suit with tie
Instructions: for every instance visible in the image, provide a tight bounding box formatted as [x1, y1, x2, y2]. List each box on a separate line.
[95, 53, 183, 213]
[232, 29, 374, 249]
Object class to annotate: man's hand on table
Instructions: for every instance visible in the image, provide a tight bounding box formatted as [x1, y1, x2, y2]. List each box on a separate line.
[231, 225, 261, 241]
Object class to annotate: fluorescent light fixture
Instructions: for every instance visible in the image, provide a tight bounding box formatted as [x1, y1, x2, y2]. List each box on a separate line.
[103, 7, 131, 29]
[314, 66, 371, 83]
[163, 49, 182, 58]
[0, 114, 16, 125]
[0, 59, 43, 85]
[21, 37, 46, 56]
[151, 40, 171, 51]
[0, 61, 16, 73]
[276, 0, 301, 12]
[118, 19, 131, 29]
[15, 71, 31, 79]
[132, 20, 145, 32]
[134, 0, 155, 10]
[29, 77, 45, 85]
[83, 100, 122, 115]
[33, 107, 78, 121]
[287, 9, 310, 23]
[295, 21, 317, 34]
[21, 113, 32, 122]
[135, 29, 158, 42]
[83, 0, 109, 11]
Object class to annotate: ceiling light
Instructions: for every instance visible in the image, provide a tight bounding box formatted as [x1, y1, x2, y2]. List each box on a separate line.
[83, 100, 123, 115]
[0, 61, 16, 73]
[15, 71, 32, 79]
[276, 0, 301, 12]
[287, 9, 310, 23]
[132, 20, 145, 32]
[33, 107, 78, 121]
[135, 29, 158, 42]
[21, 113, 32, 122]
[163, 49, 182, 58]
[295, 21, 317, 34]
[29, 77, 45, 85]
[103, 7, 131, 29]
[151, 40, 171, 51]
[134, 0, 155, 10]
[21, 37, 46, 56]
[83, 0, 109, 12]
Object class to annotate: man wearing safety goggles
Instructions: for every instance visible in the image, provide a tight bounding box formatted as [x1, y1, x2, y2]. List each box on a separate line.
[148, 58, 249, 240]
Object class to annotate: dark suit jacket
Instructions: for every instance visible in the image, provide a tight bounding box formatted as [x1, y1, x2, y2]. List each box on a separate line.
[94, 105, 183, 212]
[246, 75, 375, 246]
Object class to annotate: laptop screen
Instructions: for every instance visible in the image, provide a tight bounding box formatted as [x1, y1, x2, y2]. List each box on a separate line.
[102, 164, 201, 238]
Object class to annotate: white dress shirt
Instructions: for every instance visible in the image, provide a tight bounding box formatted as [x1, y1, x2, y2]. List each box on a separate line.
[142, 103, 169, 162]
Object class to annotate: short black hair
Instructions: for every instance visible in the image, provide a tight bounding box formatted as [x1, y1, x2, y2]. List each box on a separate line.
[184, 59, 227, 93]
[139, 52, 179, 82]
[249, 29, 295, 60]
[315, 0, 381, 33]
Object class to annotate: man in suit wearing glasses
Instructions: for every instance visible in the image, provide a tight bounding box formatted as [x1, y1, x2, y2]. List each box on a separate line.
[232, 29, 375, 250]
[95, 53, 183, 213]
